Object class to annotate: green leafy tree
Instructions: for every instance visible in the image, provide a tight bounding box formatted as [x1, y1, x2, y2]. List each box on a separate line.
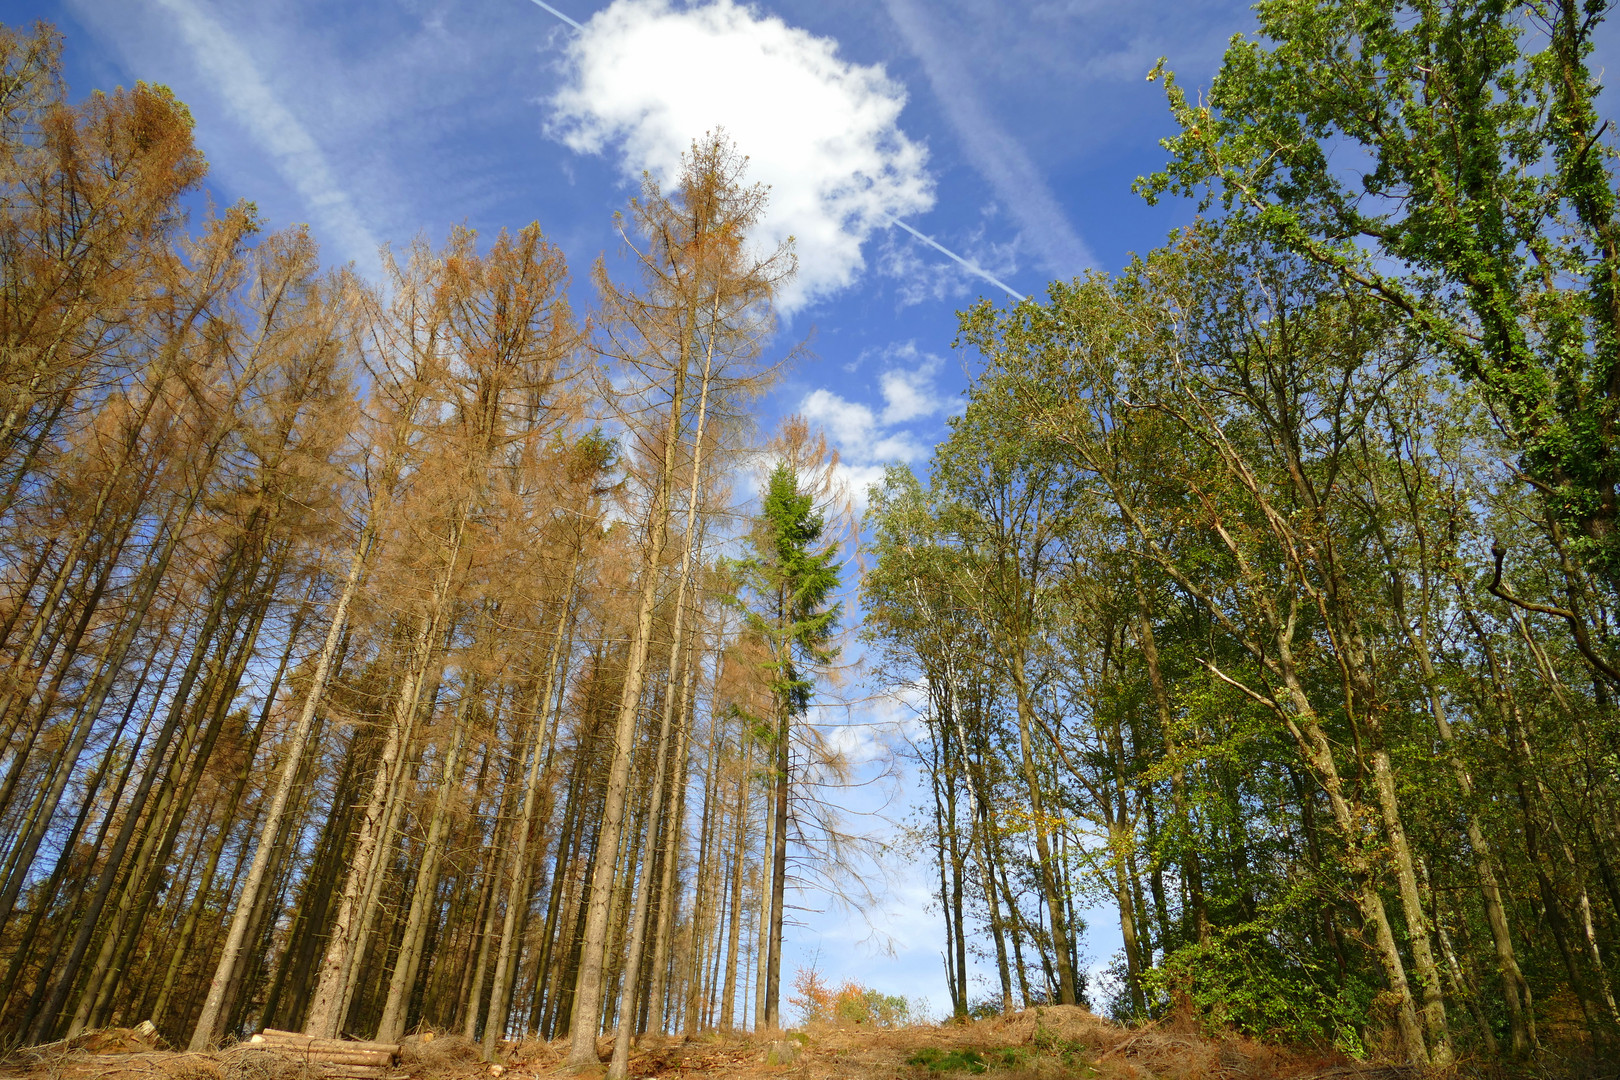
[1139, 0, 1620, 680]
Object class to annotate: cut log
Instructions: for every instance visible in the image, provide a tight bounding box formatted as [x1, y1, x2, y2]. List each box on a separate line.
[255, 1029, 402, 1056]
[253, 1050, 393, 1067]
[249, 1036, 392, 1055]
[248, 1029, 401, 1067]
[312, 1052, 393, 1067]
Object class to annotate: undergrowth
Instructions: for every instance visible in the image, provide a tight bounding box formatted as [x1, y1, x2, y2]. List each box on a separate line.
[905, 1047, 1029, 1075]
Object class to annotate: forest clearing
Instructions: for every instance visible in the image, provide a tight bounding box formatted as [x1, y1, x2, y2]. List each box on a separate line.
[6, 0, 1620, 1075]
[0, 1008, 1385, 1080]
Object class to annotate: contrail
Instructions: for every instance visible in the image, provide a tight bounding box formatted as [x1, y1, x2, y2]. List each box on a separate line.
[525, 0, 1027, 303]
[883, 216, 1024, 302]
[527, 0, 583, 29]
[885, 0, 1092, 278]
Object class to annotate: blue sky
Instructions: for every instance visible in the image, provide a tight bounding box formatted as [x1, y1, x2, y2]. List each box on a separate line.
[5, 0, 1259, 1019]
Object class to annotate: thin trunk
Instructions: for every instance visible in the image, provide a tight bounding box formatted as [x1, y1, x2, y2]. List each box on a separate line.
[375, 674, 475, 1042]
[462, 768, 519, 1041]
[647, 640, 699, 1036]
[719, 730, 749, 1033]
[0, 648, 166, 1020]
[1408, 584, 1533, 1054]
[304, 591, 449, 1038]
[27, 480, 230, 1042]
[763, 683, 789, 1032]
[155, 599, 308, 1029]
[753, 776, 773, 1032]
[1131, 579, 1209, 948]
[682, 681, 723, 1034]
[78, 572, 275, 1034]
[1008, 653, 1077, 1006]
[481, 576, 579, 1057]
[191, 526, 374, 1047]
[608, 375, 715, 1076]
[562, 337, 688, 1070]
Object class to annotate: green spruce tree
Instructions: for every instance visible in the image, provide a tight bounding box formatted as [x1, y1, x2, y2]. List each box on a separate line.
[728, 461, 841, 1030]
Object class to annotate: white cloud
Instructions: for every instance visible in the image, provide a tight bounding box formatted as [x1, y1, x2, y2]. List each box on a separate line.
[802, 390, 926, 467]
[798, 390, 892, 511]
[878, 348, 946, 424]
[145, 0, 381, 272]
[800, 344, 954, 511]
[802, 389, 877, 450]
[548, 0, 935, 312]
[830, 463, 890, 515]
[884, 0, 1095, 277]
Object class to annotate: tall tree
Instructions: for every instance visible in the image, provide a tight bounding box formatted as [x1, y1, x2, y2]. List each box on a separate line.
[562, 133, 790, 1068]
[726, 449, 841, 1031]
[1140, 0, 1620, 678]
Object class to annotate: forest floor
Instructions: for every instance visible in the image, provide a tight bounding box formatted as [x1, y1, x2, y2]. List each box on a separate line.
[0, 1008, 1423, 1080]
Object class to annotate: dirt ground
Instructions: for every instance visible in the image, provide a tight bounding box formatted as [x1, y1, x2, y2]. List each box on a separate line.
[0, 1010, 1415, 1080]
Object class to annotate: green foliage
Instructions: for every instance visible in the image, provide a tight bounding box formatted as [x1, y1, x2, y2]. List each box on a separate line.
[1030, 1018, 1087, 1063]
[906, 1048, 986, 1074]
[727, 462, 841, 720]
[562, 426, 619, 486]
[1145, 926, 1374, 1054]
[865, 2, 1620, 1064]
[907, 1046, 1031, 1075]
[839, 988, 914, 1028]
[966, 998, 1005, 1021]
[1139, 0, 1620, 592]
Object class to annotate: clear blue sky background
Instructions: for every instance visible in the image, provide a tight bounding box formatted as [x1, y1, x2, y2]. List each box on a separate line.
[4, 0, 1263, 1021]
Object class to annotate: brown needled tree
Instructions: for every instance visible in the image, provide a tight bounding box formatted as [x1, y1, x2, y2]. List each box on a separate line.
[565, 133, 791, 1070]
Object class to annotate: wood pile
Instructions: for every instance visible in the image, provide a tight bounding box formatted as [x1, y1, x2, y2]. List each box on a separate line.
[244, 1029, 403, 1079]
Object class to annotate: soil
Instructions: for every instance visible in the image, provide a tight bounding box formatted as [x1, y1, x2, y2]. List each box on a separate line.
[0, 1010, 1409, 1080]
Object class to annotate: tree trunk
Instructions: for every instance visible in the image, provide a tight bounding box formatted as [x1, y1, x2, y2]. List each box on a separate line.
[719, 728, 750, 1033]
[647, 637, 699, 1035]
[375, 674, 475, 1042]
[156, 599, 309, 1031]
[304, 588, 450, 1038]
[1008, 654, 1077, 1006]
[607, 361, 716, 1075]
[562, 353, 686, 1069]
[191, 525, 374, 1047]
[481, 576, 579, 1057]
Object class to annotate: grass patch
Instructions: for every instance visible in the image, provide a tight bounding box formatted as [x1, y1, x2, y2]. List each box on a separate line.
[1031, 1020, 1088, 1065]
[906, 1047, 1028, 1074]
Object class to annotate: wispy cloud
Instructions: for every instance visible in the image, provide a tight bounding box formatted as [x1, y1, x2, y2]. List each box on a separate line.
[883, 0, 1095, 278]
[146, 0, 381, 272]
[547, 0, 935, 313]
[801, 342, 955, 510]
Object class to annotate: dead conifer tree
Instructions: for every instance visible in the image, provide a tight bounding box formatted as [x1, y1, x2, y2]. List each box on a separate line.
[564, 133, 791, 1068]
[303, 226, 574, 1039]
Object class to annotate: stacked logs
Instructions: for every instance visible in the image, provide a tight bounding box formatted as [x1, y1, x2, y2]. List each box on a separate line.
[245, 1029, 403, 1079]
